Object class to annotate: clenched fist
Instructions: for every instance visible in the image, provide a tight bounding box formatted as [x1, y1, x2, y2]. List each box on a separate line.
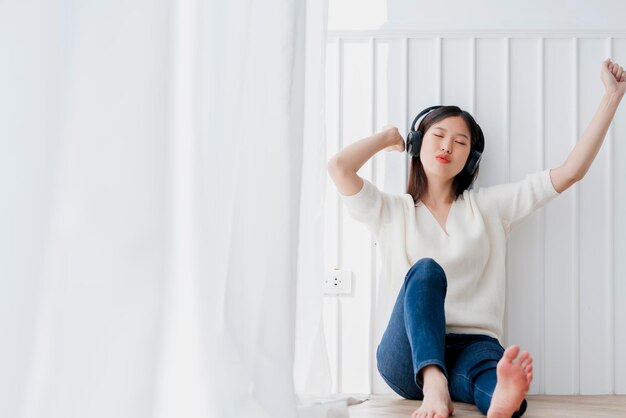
[602, 58, 626, 96]
[381, 125, 406, 152]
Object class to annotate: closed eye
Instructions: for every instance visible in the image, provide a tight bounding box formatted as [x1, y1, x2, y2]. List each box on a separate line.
[455, 140, 467, 145]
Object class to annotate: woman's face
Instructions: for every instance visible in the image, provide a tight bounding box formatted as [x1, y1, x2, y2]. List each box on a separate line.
[419, 116, 472, 181]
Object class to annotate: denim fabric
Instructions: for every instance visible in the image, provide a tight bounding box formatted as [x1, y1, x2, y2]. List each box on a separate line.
[376, 258, 527, 417]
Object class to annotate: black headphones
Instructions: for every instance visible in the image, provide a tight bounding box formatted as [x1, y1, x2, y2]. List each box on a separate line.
[406, 105, 484, 175]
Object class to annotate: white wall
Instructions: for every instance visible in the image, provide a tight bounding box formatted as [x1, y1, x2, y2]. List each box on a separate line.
[329, 0, 626, 31]
[324, 0, 626, 396]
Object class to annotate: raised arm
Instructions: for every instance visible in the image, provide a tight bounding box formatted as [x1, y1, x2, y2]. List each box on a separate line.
[327, 126, 405, 196]
[550, 58, 626, 193]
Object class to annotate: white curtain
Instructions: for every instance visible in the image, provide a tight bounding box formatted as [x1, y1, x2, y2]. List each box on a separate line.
[0, 1, 330, 417]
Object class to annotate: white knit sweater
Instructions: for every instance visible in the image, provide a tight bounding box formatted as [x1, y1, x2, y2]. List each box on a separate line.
[340, 169, 560, 342]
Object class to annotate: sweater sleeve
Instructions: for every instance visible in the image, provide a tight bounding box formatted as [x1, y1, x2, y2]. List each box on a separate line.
[475, 169, 560, 233]
[339, 178, 394, 238]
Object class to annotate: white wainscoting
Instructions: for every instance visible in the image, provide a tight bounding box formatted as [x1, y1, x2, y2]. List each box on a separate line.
[323, 30, 626, 396]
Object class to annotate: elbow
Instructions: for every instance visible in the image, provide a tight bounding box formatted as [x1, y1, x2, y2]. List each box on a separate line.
[561, 176, 580, 193]
[571, 172, 584, 185]
[563, 172, 582, 190]
[563, 171, 584, 193]
[327, 156, 347, 178]
[568, 167, 586, 185]
[551, 165, 583, 193]
[327, 156, 338, 175]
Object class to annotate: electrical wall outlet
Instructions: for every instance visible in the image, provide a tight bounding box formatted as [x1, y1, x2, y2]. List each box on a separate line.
[324, 269, 352, 295]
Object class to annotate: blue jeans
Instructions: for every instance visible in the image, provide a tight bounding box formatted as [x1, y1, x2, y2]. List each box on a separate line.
[376, 258, 527, 417]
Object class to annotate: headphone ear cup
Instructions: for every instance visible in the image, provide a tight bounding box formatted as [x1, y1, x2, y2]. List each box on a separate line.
[406, 132, 414, 156]
[464, 150, 483, 175]
[406, 131, 423, 157]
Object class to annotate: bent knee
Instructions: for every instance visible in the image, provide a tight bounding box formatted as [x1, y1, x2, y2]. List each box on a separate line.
[411, 257, 442, 271]
[406, 258, 447, 285]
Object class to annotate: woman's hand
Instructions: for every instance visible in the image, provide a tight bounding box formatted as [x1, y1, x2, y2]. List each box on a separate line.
[380, 125, 405, 152]
[601, 58, 626, 96]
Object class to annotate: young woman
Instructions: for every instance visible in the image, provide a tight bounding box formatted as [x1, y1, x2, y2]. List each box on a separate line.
[327, 58, 625, 418]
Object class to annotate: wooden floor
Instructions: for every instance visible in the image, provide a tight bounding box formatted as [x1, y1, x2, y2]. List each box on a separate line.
[349, 394, 626, 417]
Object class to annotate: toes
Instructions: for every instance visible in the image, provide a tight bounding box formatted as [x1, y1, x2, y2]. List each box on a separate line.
[517, 351, 532, 366]
[520, 357, 533, 370]
[503, 345, 520, 361]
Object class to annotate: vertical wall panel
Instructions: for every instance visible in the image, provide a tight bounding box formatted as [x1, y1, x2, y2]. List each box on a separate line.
[376, 39, 408, 195]
[475, 38, 508, 188]
[339, 40, 374, 393]
[407, 38, 440, 128]
[578, 38, 612, 395]
[543, 37, 578, 394]
[441, 38, 473, 110]
[321, 298, 339, 392]
[506, 37, 545, 394]
[325, 32, 626, 395]
[613, 38, 626, 395]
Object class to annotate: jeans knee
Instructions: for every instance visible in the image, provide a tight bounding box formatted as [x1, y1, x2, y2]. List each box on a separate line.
[405, 258, 447, 289]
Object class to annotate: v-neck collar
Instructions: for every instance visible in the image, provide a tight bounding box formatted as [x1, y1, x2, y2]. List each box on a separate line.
[418, 199, 455, 237]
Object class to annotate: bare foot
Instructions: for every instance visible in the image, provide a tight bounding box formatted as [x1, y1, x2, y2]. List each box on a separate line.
[487, 345, 533, 418]
[411, 366, 454, 418]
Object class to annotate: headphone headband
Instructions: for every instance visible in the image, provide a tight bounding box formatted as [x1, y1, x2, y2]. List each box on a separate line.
[409, 105, 444, 133]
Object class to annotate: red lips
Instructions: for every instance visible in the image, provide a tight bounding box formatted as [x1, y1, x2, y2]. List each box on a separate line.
[436, 154, 451, 163]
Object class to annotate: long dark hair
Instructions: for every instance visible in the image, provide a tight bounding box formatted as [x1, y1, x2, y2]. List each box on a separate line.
[407, 105, 484, 204]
